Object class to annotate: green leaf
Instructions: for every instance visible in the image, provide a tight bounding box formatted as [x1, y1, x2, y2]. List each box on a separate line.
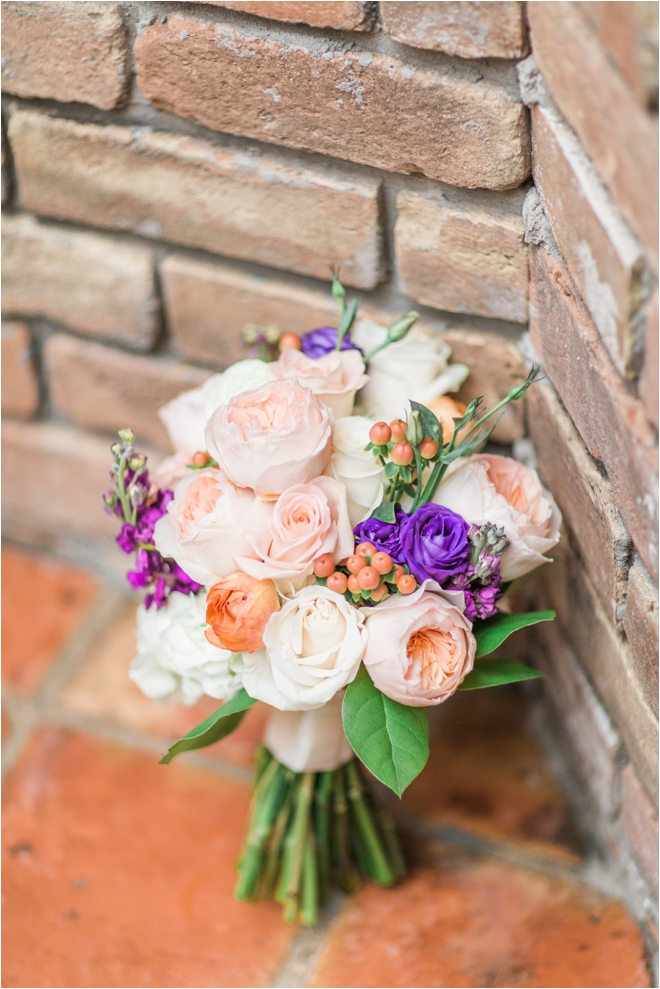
[159, 688, 257, 764]
[474, 610, 555, 658]
[409, 401, 442, 444]
[337, 298, 359, 339]
[342, 665, 429, 797]
[458, 657, 544, 690]
[370, 501, 397, 524]
[384, 461, 399, 479]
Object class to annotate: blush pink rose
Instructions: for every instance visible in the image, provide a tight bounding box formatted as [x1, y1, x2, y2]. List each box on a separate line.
[271, 348, 368, 419]
[361, 585, 476, 706]
[433, 454, 562, 581]
[237, 476, 354, 586]
[205, 379, 333, 500]
[153, 469, 272, 585]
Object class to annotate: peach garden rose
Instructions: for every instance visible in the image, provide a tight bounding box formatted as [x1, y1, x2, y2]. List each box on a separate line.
[205, 572, 280, 653]
[271, 347, 368, 419]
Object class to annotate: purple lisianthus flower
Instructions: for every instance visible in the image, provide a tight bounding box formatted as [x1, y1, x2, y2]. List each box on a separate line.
[300, 327, 362, 360]
[353, 508, 406, 562]
[400, 504, 471, 585]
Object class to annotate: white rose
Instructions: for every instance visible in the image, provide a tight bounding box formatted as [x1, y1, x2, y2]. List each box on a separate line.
[325, 416, 386, 527]
[129, 591, 242, 705]
[241, 585, 367, 711]
[351, 318, 469, 421]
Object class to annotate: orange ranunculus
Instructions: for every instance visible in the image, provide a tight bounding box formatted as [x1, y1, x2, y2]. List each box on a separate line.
[427, 395, 468, 444]
[205, 573, 280, 653]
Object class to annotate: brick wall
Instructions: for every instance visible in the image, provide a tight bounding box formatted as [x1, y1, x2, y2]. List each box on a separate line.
[1, 0, 658, 942]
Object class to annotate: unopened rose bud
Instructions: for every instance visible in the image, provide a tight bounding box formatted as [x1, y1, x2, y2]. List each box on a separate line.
[406, 411, 424, 446]
[386, 311, 418, 344]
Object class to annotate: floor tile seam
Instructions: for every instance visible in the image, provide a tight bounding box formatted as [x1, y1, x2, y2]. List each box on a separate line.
[270, 891, 347, 989]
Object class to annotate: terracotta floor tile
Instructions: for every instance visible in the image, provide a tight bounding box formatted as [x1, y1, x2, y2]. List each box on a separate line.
[2, 728, 296, 989]
[402, 688, 577, 859]
[60, 602, 270, 766]
[2, 546, 98, 695]
[311, 863, 650, 989]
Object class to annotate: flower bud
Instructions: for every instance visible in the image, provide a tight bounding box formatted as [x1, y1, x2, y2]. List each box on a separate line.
[110, 442, 122, 457]
[492, 537, 510, 557]
[118, 428, 135, 446]
[406, 411, 424, 446]
[386, 311, 419, 344]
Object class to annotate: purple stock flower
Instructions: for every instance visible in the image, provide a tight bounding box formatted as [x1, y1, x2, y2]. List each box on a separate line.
[300, 327, 362, 360]
[463, 584, 502, 622]
[400, 504, 471, 585]
[353, 508, 406, 562]
[115, 488, 173, 556]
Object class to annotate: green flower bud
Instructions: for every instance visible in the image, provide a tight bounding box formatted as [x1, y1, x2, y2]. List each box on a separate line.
[118, 428, 134, 446]
[406, 411, 424, 446]
[386, 311, 419, 345]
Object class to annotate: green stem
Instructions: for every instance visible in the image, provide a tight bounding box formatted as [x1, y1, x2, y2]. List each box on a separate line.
[314, 770, 333, 902]
[261, 777, 295, 897]
[301, 828, 319, 926]
[331, 768, 360, 893]
[345, 761, 395, 886]
[410, 446, 425, 513]
[279, 771, 315, 903]
[373, 802, 407, 880]
[235, 760, 288, 900]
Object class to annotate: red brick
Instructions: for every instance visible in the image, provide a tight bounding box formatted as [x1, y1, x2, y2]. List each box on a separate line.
[161, 254, 338, 367]
[311, 864, 650, 989]
[395, 192, 528, 322]
[576, 2, 659, 110]
[639, 288, 658, 431]
[531, 103, 645, 377]
[2, 729, 295, 988]
[1, 2, 129, 110]
[2, 546, 98, 697]
[61, 602, 270, 769]
[2, 213, 159, 350]
[623, 558, 659, 711]
[8, 109, 383, 290]
[529, 247, 658, 584]
[442, 328, 527, 444]
[2, 419, 131, 541]
[1, 321, 39, 419]
[207, 1, 372, 29]
[381, 1, 527, 58]
[134, 16, 530, 191]
[527, 2, 658, 271]
[43, 333, 210, 452]
[621, 762, 659, 895]
[526, 378, 631, 626]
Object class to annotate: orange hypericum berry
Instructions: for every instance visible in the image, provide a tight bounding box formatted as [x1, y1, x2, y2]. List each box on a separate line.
[389, 419, 407, 442]
[346, 554, 367, 574]
[397, 574, 417, 595]
[313, 554, 336, 578]
[278, 333, 302, 351]
[369, 421, 392, 445]
[393, 565, 405, 582]
[327, 571, 348, 593]
[347, 574, 361, 594]
[391, 442, 414, 466]
[357, 566, 380, 590]
[356, 541, 377, 558]
[370, 583, 389, 602]
[371, 551, 393, 574]
[191, 451, 210, 467]
[420, 437, 439, 459]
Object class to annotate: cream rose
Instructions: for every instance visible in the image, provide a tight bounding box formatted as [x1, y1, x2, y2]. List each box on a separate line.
[433, 454, 562, 581]
[241, 585, 367, 710]
[361, 584, 475, 706]
[325, 416, 386, 527]
[271, 347, 368, 419]
[264, 693, 353, 772]
[238, 475, 354, 587]
[351, 319, 469, 421]
[153, 468, 272, 585]
[205, 379, 333, 500]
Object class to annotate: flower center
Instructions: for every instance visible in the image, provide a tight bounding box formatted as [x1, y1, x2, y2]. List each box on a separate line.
[406, 627, 457, 690]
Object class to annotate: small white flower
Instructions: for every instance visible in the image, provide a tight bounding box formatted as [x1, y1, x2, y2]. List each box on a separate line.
[129, 591, 243, 705]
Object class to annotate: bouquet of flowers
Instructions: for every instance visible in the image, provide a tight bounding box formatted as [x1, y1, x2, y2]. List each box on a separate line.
[104, 275, 561, 924]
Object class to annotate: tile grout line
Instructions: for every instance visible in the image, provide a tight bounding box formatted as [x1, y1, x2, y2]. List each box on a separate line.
[269, 892, 346, 989]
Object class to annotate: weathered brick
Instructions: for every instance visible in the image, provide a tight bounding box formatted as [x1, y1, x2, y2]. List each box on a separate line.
[640, 288, 658, 431]
[206, 1, 372, 29]
[529, 247, 658, 584]
[1, 2, 129, 110]
[621, 762, 659, 894]
[1, 124, 12, 206]
[1, 321, 39, 420]
[540, 537, 658, 802]
[532, 103, 645, 377]
[8, 110, 383, 290]
[161, 254, 338, 367]
[43, 333, 211, 452]
[2, 213, 158, 350]
[526, 378, 631, 626]
[2, 419, 118, 540]
[134, 16, 530, 192]
[623, 558, 659, 714]
[527, 2, 658, 271]
[381, 1, 527, 59]
[442, 328, 527, 444]
[395, 193, 528, 323]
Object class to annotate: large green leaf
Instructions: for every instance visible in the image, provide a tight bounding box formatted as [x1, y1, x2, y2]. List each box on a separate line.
[474, 610, 555, 658]
[159, 688, 256, 764]
[459, 657, 544, 690]
[342, 665, 429, 797]
[409, 400, 442, 445]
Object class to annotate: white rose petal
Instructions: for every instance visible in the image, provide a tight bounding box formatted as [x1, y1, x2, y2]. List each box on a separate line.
[264, 693, 354, 772]
[325, 415, 386, 527]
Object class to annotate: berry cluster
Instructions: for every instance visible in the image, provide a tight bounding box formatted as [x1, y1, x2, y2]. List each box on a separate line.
[366, 414, 440, 502]
[313, 542, 417, 606]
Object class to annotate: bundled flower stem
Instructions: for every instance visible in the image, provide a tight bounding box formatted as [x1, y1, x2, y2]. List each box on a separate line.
[236, 748, 405, 924]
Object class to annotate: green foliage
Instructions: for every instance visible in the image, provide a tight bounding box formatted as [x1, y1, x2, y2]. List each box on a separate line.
[159, 688, 257, 764]
[458, 657, 544, 690]
[370, 501, 398, 524]
[474, 610, 555, 657]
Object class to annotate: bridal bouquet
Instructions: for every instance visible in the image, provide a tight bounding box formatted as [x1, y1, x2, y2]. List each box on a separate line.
[104, 276, 560, 924]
